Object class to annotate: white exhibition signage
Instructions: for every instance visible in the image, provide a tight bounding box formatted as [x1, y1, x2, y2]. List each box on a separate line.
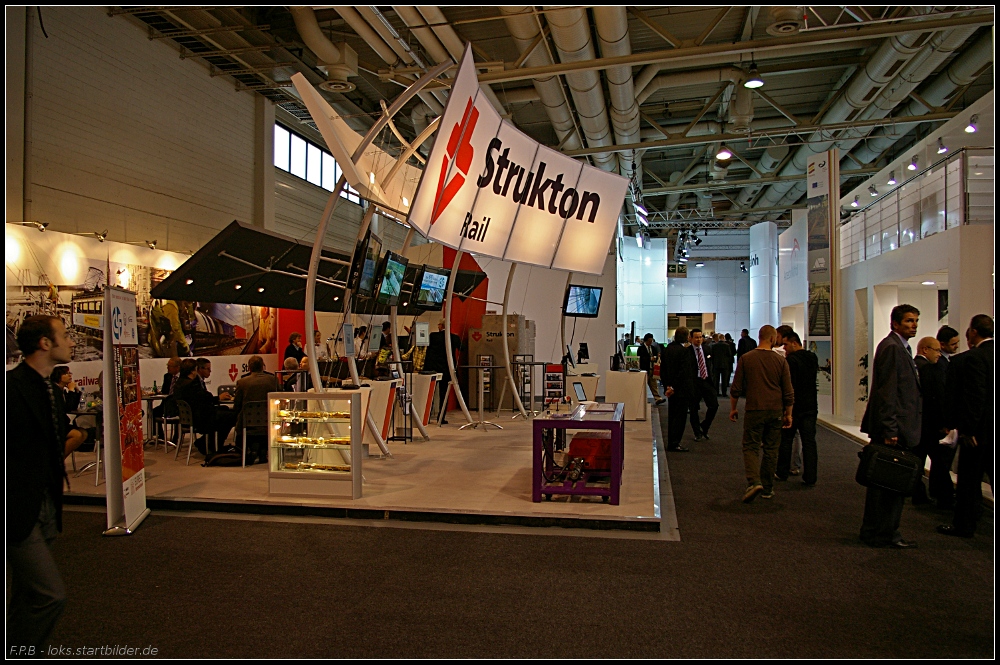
[407, 46, 628, 275]
[102, 286, 150, 534]
[778, 209, 808, 309]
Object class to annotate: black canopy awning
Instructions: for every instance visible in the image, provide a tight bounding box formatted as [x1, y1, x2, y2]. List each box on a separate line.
[150, 221, 486, 315]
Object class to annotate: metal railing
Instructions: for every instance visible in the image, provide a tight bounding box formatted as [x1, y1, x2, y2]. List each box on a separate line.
[839, 147, 994, 268]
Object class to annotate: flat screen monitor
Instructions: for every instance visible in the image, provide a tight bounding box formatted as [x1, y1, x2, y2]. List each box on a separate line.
[563, 284, 603, 318]
[342, 323, 355, 358]
[355, 233, 383, 298]
[413, 265, 451, 310]
[375, 251, 409, 306]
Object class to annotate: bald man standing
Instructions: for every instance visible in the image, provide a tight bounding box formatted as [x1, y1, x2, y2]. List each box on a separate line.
[911, 336, 943, 505]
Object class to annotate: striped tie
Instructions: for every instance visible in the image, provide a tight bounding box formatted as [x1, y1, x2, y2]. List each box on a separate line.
[697, 347, 708, 379]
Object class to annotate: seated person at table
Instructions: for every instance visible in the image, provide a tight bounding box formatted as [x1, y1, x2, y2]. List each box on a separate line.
[282, 356, 300, 392]
[173, 358, 237, 456]
[151, 357, 181, 435]
[234, 355, 280, 463]
[51, 365, 91, 454]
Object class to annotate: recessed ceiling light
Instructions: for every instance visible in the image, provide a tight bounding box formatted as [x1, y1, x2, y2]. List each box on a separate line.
[185, 279, 194, 285]
[258, 287, 265, 293]
[234, 284, 242, 290]
[921, 281, 935, 285]
[695, 262, 705, 267]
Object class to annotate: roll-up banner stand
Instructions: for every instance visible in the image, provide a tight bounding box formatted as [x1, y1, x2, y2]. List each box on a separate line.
[102, 286, 151, 536]
[806, 150, 838, 414]
[407, 46, 628, 276]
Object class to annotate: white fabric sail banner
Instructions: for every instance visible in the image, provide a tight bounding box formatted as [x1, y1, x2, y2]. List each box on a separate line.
[408, 46, 628, 275]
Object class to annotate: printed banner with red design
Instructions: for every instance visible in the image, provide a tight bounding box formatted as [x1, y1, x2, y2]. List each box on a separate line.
[407, 46, 628, 275]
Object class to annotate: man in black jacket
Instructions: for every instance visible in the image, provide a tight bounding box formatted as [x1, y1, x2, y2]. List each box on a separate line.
[425, 319, 462, 424]
[860, 304, 922, 549]
[660, 327, 694, 452]
[736, 328, 757, 360]
[938, 314, 994, 538]
[637, 333, 666, 406]
[7, 315, 74, 652]
[928, 326, 960, 508]
[911, 336, 944, 504]
[776, 332, 819, 485]
[173, 359, 236, 455]
[687, 329, 719, 440]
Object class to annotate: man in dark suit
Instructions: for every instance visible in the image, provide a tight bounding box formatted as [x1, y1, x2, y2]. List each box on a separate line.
[860, 304, 922, 549]
[911, 336, 944, 505]
[151, 357, 181, 437]
[425, 319, 462, 424]
[7, 315, 74, 651]
[687, 329, 719, 440]
[233, 355, 281, 463]
[777, 332, 819, 485]
[928, 325, 961, 508]
[711, 333, 734, 396]
[637, 333, 667, 406]
[661, 327, 694, 452]
[173, 359, 237, 455]
[736, 328, 757, 360]
[938, 314, 994, 538]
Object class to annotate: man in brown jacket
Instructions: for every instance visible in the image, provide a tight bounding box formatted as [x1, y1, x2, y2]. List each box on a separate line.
[730, 325, 794, 503]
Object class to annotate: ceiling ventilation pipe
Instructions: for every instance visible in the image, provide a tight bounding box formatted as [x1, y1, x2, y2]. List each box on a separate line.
[409, 6, 507, 115]
[289, 7, 358, 92]
[740, 28, 931, 216]
[498, 7, 582, 152]
[635, 67, 744, 106]
[844, 28, 992, 167]
[769, 28, 992, 212]
[733, 144, 789, 209]
[543, 6, 619, 173]
[638, 116, 793, 141]
[335, 7, 443, 115]
[592, 7, 641, 174]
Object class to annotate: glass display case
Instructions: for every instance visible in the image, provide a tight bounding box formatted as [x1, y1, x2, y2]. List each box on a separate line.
[268, 389, 366, 499]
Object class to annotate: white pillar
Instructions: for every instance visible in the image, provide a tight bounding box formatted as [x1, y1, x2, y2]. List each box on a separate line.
[749, 221, 779, 330]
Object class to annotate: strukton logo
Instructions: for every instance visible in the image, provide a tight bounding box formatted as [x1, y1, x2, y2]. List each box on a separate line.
[471, 331, 482, 342]
[229, 363, 238, 381]
[431, 98, 479, 225]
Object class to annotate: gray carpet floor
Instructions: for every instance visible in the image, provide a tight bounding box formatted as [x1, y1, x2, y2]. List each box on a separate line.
[45, 403, 993, 658]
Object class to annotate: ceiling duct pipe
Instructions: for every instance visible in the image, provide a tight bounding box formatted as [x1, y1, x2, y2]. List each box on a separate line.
[498, 6, 583, 153]
[729, 83, 754, 134]
[740, 28, 932, 216]
[843, 27, 990, 167]
[773, 28, 992, 210]
[664, 172, 683, 211]
[543, 5, 619, 173]
[413, 6, 508, 115]
[638, 116, 794, 141]
[593, 6, 641, 176]
[335, 7, 444, 115]
[289, 7, 359, 92]
[733, 144, 789, 208]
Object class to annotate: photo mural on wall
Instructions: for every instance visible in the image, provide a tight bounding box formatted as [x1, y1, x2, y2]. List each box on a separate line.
[6, 260, 278, 364]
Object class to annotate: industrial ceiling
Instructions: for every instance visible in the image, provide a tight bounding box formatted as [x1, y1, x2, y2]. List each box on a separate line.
[112, 6, 994, 247]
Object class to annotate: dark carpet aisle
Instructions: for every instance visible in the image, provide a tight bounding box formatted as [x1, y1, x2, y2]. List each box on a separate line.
[46, 404, 993, 658]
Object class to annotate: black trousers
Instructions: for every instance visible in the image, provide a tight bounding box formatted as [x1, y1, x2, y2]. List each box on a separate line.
[688, 377, 719, 436]
[860, 485, 906, 546]
[928, 442, 957, 505]
[778, 413, 817, 483]
[719, 366, 732, 396]
[953, 435, 994, 533]
[666, 394, 689, 448]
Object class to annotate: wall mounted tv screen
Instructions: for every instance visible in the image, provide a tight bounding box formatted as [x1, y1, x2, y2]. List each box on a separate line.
[375, 251, 409, 306]
[413, 265, 451, 310]
[563, 284, 603, 318]
[356, 233, 383, 298]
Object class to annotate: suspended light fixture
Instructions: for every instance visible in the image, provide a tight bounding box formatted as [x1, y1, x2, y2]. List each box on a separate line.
[869, 184, 878, 197]
[694, 261, 705, 267]
[887, 171, 897, 186]
[907, 156, 918, 171]
[743, 64, 764, 89]
[850, 195, 859, 208]
[715, 143, 733, 160]
[965, 114, 978, 133]
[937, 138, 948, 154]
[635, 232, 643, 248]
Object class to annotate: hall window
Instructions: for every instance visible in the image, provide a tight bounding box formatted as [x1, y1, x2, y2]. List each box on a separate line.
[274, 123, 363, 206]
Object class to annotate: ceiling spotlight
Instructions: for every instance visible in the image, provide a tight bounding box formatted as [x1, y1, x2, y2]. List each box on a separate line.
[907, 156, 918, 171]
[743, 64, 764, 89]
[234, 284, 242, 290]
[695, 261, 705, 267]
[740, 261, 748, 273]
[678, 255, 688, 263]
[887, 171, 897, 186]
[716, 143, 733, 161]
[94, 230, 108, 242]
[15, 221, 48, 232]
[637, 212, 649, 227]
[185, 279, 194, 285]
[850, 195, 859, 208]
[693, 236, 703, 246]
[965, 114, 977, 133]
[634, 202, 648, 216]
[635, 232, 643, 248]
[869, 184, 878, 197]
[146, 240, 157, 249]
[937, 138, 948, 154]
[257, 287, 265, 293]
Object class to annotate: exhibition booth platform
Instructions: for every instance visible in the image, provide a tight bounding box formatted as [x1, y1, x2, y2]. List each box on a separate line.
[64, 413, 661, 532]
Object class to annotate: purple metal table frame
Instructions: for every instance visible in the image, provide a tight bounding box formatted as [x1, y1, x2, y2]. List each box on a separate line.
[532, 402, 625, 505]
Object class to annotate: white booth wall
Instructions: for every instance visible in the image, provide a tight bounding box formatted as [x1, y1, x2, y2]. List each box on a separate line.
[619, 237, 669, 343]
[482, 252, 617, 397]
[835, 223, 994, 420]
[667, 260, 750, 338]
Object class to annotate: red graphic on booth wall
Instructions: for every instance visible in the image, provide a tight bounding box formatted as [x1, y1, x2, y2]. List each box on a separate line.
[228, 363, 239, 382]
[113, 345, 145, 482]
[431, 97, 479, 225]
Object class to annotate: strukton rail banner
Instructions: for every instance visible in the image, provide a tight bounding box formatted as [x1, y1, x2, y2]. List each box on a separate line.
[408, 46, 628, 275]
